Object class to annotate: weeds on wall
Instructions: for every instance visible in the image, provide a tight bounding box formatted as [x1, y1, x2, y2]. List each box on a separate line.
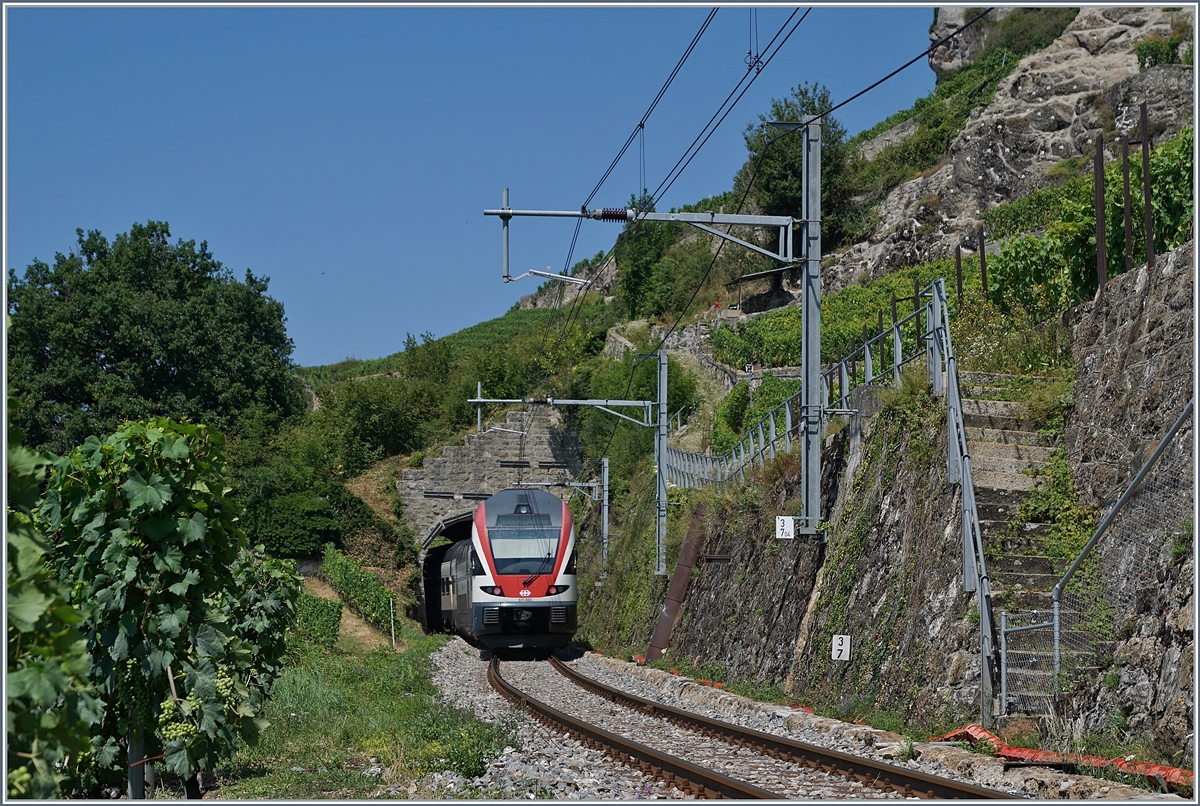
[791, 375, 966, 732]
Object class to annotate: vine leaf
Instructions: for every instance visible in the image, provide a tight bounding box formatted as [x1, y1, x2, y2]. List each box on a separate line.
[123, 469, 172, 513]
[6, 584, 53, 633]
[168, 570, 201, 596]
[177, 513, 207, 545]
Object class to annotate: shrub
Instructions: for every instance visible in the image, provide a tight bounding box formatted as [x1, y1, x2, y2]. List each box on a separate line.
[711, 382, 751, 453]
[1137, 33, 1188, 70]
[290, 594, 342, 650]
[247, 492, 341, 558]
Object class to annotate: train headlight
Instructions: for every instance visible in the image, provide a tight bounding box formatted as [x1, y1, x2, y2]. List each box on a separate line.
[479, 585, 503, 596]
[546, 585, 570, 596]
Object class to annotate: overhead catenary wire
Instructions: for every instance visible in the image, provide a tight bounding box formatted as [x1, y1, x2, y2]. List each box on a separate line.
[581, 8, 719, 210]
[598, 7, 811, 459]
[576, 8, 1001, 480]
[820, 7, 995, 123]
[647, 7, 808, 210]
[528, 8, 719, 372]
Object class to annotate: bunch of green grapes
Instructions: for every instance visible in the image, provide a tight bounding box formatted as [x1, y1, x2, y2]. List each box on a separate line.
[159, 720, 197, 742]
[155, 693, 200, 743]
[7, 764, 33, 797]
[114, 658, 153, 720]
[214, 668, 237, 709]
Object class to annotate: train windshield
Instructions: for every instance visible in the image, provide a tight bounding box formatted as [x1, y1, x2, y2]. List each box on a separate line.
[488, 513, 560, 575]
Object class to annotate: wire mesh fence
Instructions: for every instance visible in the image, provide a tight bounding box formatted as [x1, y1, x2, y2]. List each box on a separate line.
[1001, 406, 1194, 714]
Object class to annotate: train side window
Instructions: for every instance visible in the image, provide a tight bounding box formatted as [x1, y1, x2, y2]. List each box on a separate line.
[565, 549, 577, 575]
[471, 549, 484, 576]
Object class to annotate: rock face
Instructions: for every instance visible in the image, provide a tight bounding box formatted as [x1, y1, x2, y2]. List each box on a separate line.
[666, 384, 987, 726]
[819, 6, 1193, 296]
[928, 8, 1018, 78]
[666, 434, 846, 687]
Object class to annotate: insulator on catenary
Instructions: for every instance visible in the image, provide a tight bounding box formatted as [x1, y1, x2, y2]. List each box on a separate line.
[598, 208, 630, 222]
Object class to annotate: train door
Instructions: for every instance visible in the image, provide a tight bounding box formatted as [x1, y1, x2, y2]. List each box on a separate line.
[439, 557, 455, 631]
[453, 541, 472, 629]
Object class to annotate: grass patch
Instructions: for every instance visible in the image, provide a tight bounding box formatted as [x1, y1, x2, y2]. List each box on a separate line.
[197, 634, 514, 798]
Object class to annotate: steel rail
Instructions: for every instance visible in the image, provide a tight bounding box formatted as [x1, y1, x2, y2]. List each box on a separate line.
[487, 657, 781, 799]
[550, 657, 1016, 800]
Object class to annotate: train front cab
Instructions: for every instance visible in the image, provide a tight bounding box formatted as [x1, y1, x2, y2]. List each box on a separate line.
[471, 489, 578, 649]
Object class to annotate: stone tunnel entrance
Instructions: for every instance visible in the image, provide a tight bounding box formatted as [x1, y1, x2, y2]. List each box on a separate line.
[418, 511, 475, 632]
[397, 407, 583, 633]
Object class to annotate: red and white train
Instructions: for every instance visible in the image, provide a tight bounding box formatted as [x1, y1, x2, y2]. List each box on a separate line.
[438, 488, 577, 649]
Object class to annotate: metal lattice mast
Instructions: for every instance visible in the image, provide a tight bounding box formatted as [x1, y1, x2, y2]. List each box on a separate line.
[801, 117, 822, 534]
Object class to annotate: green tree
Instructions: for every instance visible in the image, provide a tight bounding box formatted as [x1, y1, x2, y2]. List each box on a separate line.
[7, 221, 304, 456]
[39, 418, 298, 795]
[6, 400, 101, 798]
[614, 194, 686, 318]
[741, 83, 853, 247]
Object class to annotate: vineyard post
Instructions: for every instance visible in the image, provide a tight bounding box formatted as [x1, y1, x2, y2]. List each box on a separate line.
[978, 226, 988, 297]
[1141, 102, 1154, 272]
[128, 723, 145, 799]
[1123, 136, 1133, 274]
[955, 243, 963, 307]
[1094, 133, 1107, 294]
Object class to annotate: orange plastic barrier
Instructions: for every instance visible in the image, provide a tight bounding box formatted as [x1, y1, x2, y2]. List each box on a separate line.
[935, 724, 1193, 791]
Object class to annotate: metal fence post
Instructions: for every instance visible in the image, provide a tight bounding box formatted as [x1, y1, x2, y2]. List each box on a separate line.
[930, 285, 944, 396]
[892, 319, 903, 387]
[863, 325, 874, 383]
[785, 399, 793, 453]
[1000, 612, 1008, 716]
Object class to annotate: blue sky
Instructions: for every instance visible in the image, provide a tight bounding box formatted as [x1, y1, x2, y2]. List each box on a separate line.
[5, 4, 938, 368]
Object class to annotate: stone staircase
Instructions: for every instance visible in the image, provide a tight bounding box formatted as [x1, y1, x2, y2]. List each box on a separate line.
[959, 373, 1081, 716]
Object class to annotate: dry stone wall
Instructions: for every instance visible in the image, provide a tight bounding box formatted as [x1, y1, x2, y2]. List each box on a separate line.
[1056, 238, 1194, 763]
[1064, 240, 1194, 506]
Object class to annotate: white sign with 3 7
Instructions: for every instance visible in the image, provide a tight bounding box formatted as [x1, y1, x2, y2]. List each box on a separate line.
[831, 634, 851, 661]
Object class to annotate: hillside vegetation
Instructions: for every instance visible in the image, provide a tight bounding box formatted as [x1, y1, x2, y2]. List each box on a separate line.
[8, 5, 1193, 795]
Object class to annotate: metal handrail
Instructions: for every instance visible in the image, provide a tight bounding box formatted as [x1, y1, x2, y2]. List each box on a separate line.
[1049, 396, 1194, 675]
[666, 281, 944, 484]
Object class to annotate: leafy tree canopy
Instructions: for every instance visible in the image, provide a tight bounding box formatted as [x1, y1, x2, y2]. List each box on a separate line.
[7, 221, 304, 455]
[741, 82, 854, 248]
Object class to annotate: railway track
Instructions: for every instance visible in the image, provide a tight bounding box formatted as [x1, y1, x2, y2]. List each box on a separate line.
[487, 656, 1016, 799]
